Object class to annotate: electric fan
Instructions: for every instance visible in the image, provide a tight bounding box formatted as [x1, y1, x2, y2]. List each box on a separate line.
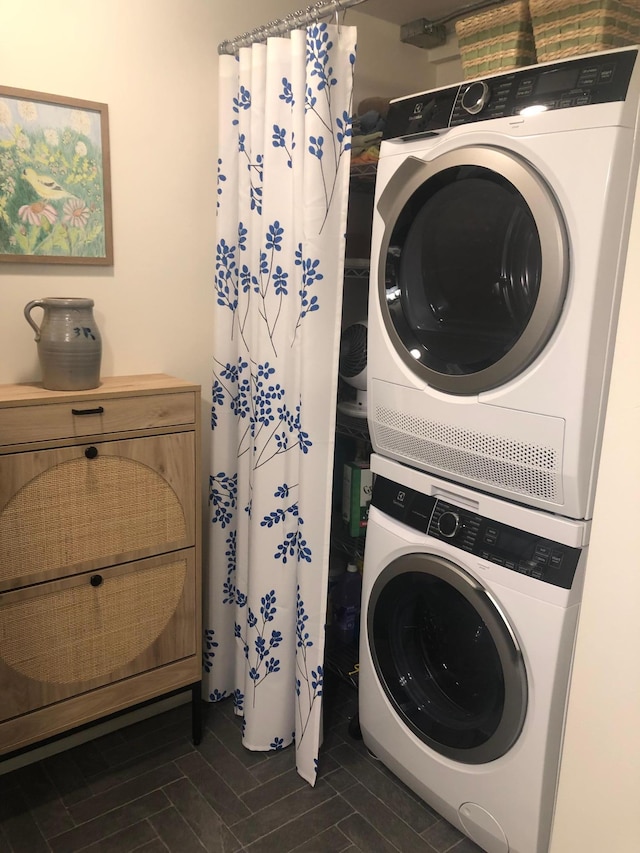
[338, 320, 368, 418]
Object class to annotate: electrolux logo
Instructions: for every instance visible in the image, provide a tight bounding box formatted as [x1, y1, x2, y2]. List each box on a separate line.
[393, 489, 407, 508]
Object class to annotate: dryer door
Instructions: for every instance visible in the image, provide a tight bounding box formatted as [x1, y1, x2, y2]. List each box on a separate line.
[368, 552, 527, 764]
[376, 147, 568, 394]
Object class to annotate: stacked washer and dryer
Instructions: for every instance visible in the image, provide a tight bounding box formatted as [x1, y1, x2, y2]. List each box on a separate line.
[359, 47, 640, 853]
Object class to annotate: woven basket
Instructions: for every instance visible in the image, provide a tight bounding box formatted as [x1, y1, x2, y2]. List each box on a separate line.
[455, 0, 537, 79]
[529, 0, 640, 62]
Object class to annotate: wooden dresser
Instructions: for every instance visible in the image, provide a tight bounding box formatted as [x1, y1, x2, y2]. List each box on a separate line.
[0, 374, 202, 757]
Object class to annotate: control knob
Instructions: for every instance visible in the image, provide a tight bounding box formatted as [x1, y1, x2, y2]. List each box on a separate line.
[437, 511, 461, 538]
[461, 80, 490, 115]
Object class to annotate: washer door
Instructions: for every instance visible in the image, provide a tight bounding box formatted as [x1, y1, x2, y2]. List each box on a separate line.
[376, 147, 569, 394]
[368, 552, 527, 764]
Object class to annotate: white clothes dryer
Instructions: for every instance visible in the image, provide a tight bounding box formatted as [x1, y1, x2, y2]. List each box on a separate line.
[359, 454, 590, 853]
[367, 47, 640, 519]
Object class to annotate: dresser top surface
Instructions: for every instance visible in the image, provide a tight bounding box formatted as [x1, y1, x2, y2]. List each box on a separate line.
[0, 374, 200, 408]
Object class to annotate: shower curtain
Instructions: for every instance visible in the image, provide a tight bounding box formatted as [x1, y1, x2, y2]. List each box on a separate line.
[205, 22, 357, 784]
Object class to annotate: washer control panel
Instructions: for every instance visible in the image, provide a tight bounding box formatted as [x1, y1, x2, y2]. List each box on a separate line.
[372, 476, 581, 590]
[383, 48, 637, 140]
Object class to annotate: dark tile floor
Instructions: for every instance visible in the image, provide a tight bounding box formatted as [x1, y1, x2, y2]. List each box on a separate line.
[0, 674, 482, 853]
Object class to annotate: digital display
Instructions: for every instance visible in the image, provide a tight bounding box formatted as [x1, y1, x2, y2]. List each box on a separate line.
[498, 527, 532, 557]
[536, 68, 580, 95]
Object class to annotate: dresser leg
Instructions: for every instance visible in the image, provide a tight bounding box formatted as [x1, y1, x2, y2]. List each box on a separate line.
[191, 681, 203, 745]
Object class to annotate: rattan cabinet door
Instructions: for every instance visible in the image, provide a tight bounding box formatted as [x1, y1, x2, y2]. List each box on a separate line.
[0, 431, 195, 591]
[0, 549, 197, 722]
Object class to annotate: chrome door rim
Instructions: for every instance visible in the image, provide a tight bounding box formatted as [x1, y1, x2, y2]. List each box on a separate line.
[367, 552, 528, 764]
[376, 147, 569, 395]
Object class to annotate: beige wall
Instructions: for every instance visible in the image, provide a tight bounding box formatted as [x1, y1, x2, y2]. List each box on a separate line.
[550, 172, 640, 852]
[349, 11, 438, 105]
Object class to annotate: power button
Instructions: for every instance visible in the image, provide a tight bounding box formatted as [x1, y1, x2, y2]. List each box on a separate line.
[461, 80, 491, 115]
[438, 511, 460, 538]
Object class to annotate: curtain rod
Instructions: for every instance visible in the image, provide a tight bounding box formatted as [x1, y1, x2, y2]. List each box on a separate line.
[217, 0, 367, 55]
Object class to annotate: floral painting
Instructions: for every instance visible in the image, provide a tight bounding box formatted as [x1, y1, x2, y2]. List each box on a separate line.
[0, 87, 112, 265]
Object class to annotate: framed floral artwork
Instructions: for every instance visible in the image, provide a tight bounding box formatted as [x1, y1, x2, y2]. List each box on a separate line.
[0, 86, 112, 265]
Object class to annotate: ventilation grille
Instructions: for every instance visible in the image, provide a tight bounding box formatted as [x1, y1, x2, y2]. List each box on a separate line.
[374, 405, 560, 502]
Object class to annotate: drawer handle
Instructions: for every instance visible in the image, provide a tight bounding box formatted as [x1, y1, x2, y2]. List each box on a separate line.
[71, 406, 104, 416]
[90, 575, 103, 587]
[85, 446, 99, 459]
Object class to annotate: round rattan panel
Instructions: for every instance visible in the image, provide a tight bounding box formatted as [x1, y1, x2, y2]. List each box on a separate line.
[1, 559, 187, 684]
[0, 456, 187, 582]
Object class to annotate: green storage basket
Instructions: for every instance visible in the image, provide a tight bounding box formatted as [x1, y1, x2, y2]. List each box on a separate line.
[529, 0, 640, 61]
[455, 0, 537, 79]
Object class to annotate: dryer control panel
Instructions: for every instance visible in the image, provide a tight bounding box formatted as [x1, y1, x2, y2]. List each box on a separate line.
[383, 48, 637, 139]
[372, 476, 581, 590]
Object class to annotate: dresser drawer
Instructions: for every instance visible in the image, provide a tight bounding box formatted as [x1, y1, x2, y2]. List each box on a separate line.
[0, 391, 196, 446]
[0, 431, 196, 590]
[0, 549, 197, 723]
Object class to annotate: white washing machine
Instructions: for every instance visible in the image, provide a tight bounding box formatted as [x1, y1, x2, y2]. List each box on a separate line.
[368, 47, 640, 519]
[359, 454, 590, 853]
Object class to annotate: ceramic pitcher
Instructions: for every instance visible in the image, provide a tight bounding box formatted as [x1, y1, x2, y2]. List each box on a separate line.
[24, 297, 102, 390]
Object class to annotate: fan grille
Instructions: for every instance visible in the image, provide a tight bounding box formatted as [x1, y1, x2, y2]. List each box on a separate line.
[339, 323, 368, 379]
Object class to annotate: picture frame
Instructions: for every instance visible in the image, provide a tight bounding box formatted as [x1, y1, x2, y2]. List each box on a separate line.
[0, 86, 113, 265]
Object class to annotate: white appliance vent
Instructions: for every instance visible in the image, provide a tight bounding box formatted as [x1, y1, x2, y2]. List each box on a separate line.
[374, 405, 560, 502]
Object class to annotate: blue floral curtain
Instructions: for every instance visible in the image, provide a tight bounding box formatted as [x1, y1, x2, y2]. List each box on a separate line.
[205, 24, 357, 783]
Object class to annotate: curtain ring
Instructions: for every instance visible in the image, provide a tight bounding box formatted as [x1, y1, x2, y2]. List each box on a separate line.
[333, 0, 343, 32]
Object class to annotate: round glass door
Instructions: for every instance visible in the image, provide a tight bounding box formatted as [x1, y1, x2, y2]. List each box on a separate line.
[376, 147, 569, 394]
[368, 553, 527, 764]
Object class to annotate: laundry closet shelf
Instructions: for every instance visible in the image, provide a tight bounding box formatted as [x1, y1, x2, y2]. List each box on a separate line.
[344, 258, 370, 279]
[349, 161, 377, 190]
[336, 409, 370, 441]
[325, 629, 360, 690]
